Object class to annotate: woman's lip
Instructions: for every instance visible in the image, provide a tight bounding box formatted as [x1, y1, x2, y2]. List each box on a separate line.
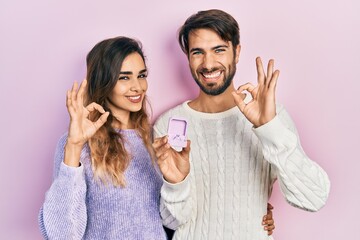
[126, 94, 142, 103]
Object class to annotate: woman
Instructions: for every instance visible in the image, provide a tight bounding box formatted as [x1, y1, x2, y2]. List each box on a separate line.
[38, 36, 275, 239]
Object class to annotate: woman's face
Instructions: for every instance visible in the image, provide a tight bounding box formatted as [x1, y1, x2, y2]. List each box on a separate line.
[106, 52, 148, 123]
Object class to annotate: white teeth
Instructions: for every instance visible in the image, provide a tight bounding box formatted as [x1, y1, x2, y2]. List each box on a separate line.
[203, 71, 221, 79]
[128, 95, 141, 100]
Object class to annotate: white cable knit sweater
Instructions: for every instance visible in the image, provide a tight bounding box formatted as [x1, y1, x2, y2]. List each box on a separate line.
[155, 101, 330, 240]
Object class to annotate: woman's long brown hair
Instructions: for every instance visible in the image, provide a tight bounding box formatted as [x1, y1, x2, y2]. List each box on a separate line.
[85, 37, 152, 187]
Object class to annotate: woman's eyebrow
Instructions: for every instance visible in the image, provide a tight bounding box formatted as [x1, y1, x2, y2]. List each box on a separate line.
[119, 71, 133, 75]
[119, 69, 147, 75]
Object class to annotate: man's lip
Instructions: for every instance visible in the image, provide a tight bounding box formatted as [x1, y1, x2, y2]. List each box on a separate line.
[200, 70, 223, 82]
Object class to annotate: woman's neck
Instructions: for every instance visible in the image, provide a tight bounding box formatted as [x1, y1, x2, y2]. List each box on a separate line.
[111, 112, 134, 129]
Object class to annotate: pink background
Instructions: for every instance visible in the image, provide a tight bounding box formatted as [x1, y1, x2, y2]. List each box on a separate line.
[1, 0, 359, 239]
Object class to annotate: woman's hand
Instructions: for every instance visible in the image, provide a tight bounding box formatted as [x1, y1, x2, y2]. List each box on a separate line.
[64, 79, 109, 167]
[262, 203, 275, 235]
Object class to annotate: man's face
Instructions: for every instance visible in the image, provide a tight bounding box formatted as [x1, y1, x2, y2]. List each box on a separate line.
[188, 28, 240, 96]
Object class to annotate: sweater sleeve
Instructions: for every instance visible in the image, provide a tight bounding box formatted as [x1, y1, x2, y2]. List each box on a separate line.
[153, 116, 193, 230]
[38, 134, 87, 239]
[253, 106, 330, 212]
[159, 175, 192, 230]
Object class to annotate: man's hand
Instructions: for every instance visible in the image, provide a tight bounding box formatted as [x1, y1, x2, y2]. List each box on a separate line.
[152, 136, 191, 184]
[232, 57, 279, 128]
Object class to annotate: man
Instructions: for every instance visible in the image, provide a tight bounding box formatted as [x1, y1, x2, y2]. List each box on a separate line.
[153, 9, 330, 240]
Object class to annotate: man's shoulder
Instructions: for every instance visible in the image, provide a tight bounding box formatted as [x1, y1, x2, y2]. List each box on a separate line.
[155, 101, 188, 123]
[153, 101, 189, 135]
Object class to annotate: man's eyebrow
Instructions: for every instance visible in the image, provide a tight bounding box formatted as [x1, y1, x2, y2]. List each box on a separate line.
[189, 47, 203, 53]
[190, 45, 229, 53]
[212, 45, 229, 50]
[139, 69, 147, 74]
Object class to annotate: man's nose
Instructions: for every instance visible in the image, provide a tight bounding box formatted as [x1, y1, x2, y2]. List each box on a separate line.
[202, 53, 215, 70]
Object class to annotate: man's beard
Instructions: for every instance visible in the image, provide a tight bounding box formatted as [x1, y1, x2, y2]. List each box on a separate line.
[191, 62, 236, 96]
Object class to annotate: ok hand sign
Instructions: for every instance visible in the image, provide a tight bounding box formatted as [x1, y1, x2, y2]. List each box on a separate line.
[232, 57, 279, 128]
[66, 79, 109, 146]
[64, 80, 109, 167]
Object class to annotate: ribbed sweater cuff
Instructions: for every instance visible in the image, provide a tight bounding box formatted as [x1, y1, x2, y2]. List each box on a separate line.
[58, 161, 84, 182]
[161, 174, 190, 202]
[252, 115, 297, 150]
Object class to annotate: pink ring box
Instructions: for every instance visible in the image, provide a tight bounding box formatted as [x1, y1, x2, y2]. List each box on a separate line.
[167, 117, 188, 148]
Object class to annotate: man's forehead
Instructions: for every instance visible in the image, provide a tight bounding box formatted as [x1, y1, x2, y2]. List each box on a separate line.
[188, 29, 230, 48]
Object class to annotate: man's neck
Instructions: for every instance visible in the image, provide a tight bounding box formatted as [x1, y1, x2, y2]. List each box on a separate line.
[188, 85, 239, 113]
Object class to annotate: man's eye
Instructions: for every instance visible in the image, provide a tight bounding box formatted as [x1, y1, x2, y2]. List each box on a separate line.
[215, 49, 225, 53]
[118, 76, 129, 80]
[192, 51, 202, 55]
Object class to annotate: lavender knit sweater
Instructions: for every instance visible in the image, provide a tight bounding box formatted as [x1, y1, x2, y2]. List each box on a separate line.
[38, 129, 167, 240]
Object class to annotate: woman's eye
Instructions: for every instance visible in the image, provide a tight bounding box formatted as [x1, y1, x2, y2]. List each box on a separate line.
[118, 76, 129, 80]
[139, 74, 147, 79]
